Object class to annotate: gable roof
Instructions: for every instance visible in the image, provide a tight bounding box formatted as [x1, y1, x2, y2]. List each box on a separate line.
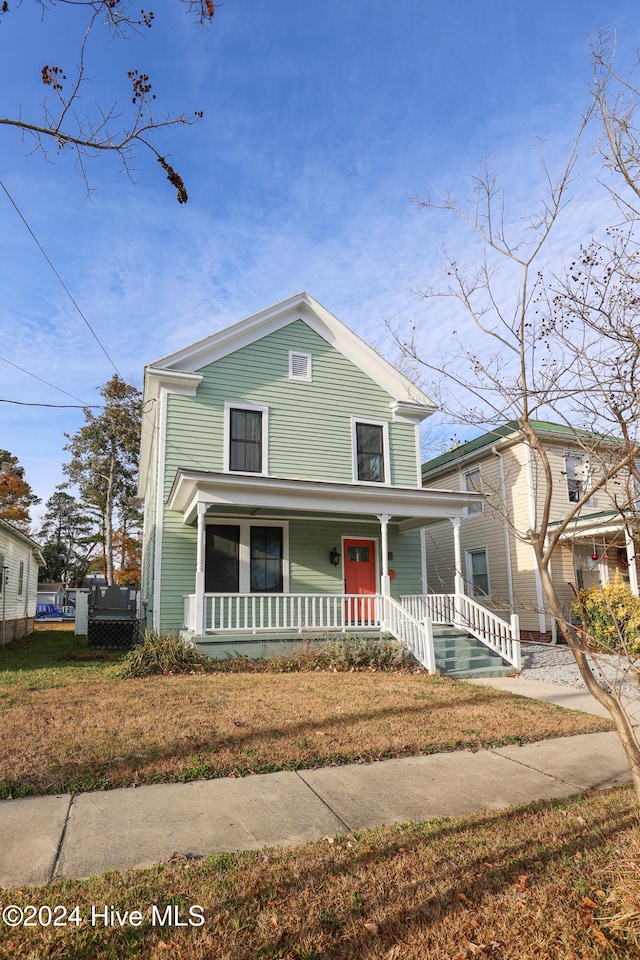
[140, 294, 438, 493]
[145, 292, 436, 414]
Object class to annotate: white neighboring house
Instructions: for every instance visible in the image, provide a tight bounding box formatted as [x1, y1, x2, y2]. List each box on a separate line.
[0, 518, 43, 642]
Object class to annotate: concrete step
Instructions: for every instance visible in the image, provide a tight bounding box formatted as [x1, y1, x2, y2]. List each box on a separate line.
[434, 634, 512, 679]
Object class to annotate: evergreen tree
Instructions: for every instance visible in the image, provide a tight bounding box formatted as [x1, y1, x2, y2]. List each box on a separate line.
[38, 486, 98, 585]
[64, 376, 142, 585]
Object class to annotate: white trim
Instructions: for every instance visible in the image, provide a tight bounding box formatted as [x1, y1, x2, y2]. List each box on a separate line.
[351, 417, 391, 485]
[288, 350, 312, 382]
[152, 387, 169, 631]
[224, 402, 269, 476]
[205, 518, 290, 594]
[147, 293, 436, 418]
[415, 424, 422, 488]
[168, 468, 480, 526]
[465, 546, 490, 598]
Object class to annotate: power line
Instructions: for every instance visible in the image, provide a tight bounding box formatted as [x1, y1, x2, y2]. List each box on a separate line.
[0, 179, 122, 378]
[0, 353, 89, 405]
[0, 399, 101, 408]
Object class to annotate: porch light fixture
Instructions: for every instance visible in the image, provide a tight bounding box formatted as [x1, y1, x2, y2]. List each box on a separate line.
[329, 547, 340, 567]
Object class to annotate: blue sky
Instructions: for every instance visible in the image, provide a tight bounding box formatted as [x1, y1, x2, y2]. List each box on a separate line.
[1, 0, 639, 526]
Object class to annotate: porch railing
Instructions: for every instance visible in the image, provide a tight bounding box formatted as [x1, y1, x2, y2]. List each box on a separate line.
[183, 592, 437, 673]
[197, 592, 383, 634]
[400, 593, 521, 669]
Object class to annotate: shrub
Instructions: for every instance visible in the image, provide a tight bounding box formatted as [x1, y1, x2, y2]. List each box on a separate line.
[114, 630, 213, 678]
[207, 636, 417, 673]
[573, 573, 640, 655]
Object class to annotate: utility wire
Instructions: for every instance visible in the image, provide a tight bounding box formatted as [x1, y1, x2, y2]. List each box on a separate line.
[0, 399, 101, 408]
[0, 353, 89, 405]
[0, 178, 122, 378]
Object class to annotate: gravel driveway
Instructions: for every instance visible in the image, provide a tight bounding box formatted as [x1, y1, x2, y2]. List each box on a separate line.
[520, 642, 640, 701]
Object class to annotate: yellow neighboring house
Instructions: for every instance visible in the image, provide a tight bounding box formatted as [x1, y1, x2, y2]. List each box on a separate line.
[421, 421, 640, 641]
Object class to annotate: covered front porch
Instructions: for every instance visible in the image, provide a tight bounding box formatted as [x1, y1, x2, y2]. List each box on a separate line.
[168, 469, 520, 675]
[552, 511, 640, 597]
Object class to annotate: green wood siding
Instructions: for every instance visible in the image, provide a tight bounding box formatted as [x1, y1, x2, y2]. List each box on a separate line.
[157, 516, 423, 633]
[153, 319, 423, 631]
[163, 320, 418, 494]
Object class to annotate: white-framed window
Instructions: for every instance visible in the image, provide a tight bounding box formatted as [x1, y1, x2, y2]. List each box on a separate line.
[465, 547, 490, 598]
[463, 467, 484, 515]
[352, 418, 390, 484]
[17, 561, 24, 598]
[204, 520, 289, 594]
[0, 553, 4, 594]
[289, 351, 312, 382]
[224, 403, 269, 475]
[565, 453, 591, 504]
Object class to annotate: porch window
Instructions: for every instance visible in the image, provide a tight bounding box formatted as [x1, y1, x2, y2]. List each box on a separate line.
[205, 525, 240, 592]
[466, 548, 489, 597]
[250, 527, 283, 593]
[205, 521, 287, 593]
[354, 420, 388, 483]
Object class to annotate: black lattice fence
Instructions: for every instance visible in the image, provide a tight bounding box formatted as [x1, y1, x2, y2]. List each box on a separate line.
[87, 585, 144, 650]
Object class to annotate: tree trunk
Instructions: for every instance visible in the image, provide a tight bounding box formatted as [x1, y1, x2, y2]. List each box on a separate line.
[537, 559, 640, 801]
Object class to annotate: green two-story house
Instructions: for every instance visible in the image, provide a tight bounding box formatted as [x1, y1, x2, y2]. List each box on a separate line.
[138, 293, 520, 671]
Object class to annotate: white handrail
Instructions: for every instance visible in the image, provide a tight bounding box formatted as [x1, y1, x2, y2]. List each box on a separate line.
[380, 594, 436, 673]
[400, 593, 521, 669]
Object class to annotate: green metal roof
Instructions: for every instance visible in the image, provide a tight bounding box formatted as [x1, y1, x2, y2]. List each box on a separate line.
[421, 420, 602, 478]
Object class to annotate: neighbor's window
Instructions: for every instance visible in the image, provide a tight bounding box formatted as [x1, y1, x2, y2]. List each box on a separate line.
[355, 421, 386, 483]
[228, 407, 264, 473]
[17, 561, 24, 598]
[565, 453, 590, 504]
[466, 548, 489, 598]
[464, 467, 484, 514]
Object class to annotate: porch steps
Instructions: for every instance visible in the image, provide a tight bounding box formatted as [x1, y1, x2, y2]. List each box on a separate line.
[433, 628, 514, 679]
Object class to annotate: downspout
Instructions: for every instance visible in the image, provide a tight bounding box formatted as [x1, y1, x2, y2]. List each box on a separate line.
[491, 447, 515, 615]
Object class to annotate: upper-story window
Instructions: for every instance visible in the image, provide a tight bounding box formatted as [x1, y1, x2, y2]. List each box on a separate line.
[463, 467, 484, 515]
[565, 453, 590, 504]
[353, 419, 389, 483]
[225, 404, 268, 474]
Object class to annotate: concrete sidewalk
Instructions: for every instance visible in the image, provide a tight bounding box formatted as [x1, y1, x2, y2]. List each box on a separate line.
[0, 681, 632, 890]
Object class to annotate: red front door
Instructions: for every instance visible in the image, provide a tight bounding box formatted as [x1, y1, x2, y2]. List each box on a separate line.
[343, 538, 377, 625]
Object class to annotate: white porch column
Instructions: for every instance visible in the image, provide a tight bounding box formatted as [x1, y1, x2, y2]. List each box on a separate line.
[377, 513, 391, 597]
[194, 502, 206, 635]
[625, 525, 639, 597]
[451, 517, 464, 629]
[451, 518, 465, 596]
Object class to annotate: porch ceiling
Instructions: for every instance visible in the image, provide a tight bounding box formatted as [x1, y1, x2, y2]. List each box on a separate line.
[166, 469, 480, 529]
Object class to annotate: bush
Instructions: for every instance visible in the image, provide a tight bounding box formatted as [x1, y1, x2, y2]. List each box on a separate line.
[573, 573, 640, 655]
[207, 636, 417, 673]
[114, 630, 213, 678]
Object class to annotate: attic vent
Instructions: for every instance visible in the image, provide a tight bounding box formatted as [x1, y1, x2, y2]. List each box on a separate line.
[289, 351, 312, 382]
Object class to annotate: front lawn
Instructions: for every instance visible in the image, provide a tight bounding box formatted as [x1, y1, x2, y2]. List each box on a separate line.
[1, 787, 638, 959]
[0, 630, 612, 797]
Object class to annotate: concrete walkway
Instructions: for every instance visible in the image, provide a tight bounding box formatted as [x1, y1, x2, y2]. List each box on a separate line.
[0, 680, 633, 889]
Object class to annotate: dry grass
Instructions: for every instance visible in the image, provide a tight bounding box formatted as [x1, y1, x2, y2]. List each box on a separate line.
[0, 631, 612, 798]
[1, 787, 639, 959]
